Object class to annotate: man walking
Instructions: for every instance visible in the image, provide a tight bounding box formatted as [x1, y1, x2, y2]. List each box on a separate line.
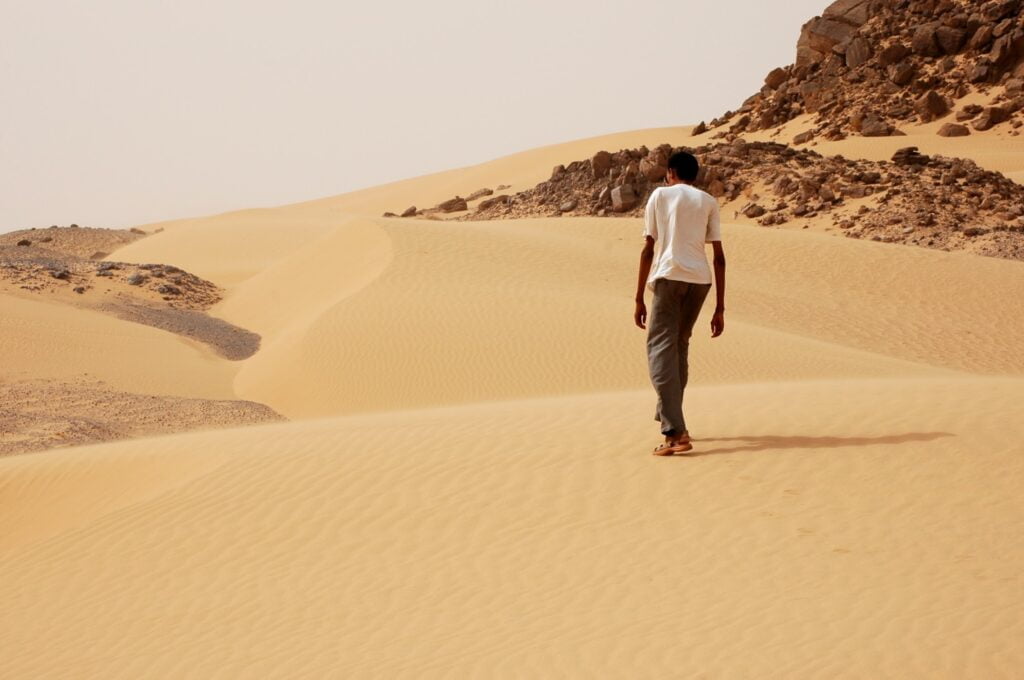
[634, 151, 726, 456]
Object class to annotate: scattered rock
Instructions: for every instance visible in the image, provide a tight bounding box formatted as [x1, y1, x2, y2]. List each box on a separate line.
[911, 23, 942, 57]
[973, 106, 1010, 130]
[16, 239, 31, 247]
[611, 184, 638, 212]
[793, 130, 815, 145]
[466, 188, 493, 202]
[559, 199, 578, 213]
[914, 90, 949, 122]
[477, 195, 510, 211]
[591, 151, 613, 179]
[127, 273, 148, 286]
[73, 286, 86, 294]
[845, 37, 873, 68]
[937, 122, 971, 137]
[436, 196, 469, 213]
[742, 203, 767, 218]
[459, 137, 1024, 260]
[878, 43, 910, 66]
[400, 206, 418, 218]
[765, 67, 788, 89]
[860, 116, 894, 137]
[888, 62, 916, 86]
[936, 26, 968, 54]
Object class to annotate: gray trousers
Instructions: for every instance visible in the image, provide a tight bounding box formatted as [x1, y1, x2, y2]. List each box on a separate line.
[646, 278, 711, 436]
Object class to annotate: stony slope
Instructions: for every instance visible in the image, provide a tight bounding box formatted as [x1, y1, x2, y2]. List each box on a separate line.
[705, 0, 1024, 141]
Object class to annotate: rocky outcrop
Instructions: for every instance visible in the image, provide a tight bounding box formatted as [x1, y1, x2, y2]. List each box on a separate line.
[459, 140, 1024, 260]
[706, 0, 1024, 139]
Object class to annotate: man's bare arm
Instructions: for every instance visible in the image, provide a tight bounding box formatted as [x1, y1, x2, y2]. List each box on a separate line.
[711, 241, 726, 338]
[634, 236, 655, 329]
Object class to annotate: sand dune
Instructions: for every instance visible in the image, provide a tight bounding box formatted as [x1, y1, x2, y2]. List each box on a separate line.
[3, 377, 1022, 678]
[0, 293, 237, 398]
[3, 120, 1024, 677]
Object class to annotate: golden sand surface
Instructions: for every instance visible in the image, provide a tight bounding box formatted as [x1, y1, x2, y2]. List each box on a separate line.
[2, 124, 1023, 678]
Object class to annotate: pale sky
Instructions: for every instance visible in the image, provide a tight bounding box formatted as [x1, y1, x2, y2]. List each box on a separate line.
[0, 0, 828, 233]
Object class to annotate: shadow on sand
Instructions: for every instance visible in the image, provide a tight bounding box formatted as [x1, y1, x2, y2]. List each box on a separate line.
[681, 432, 955, 457]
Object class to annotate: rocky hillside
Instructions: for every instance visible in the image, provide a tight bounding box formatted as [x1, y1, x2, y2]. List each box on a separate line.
[440, 141, 1024, 259]
[703, 0, 1024, 141]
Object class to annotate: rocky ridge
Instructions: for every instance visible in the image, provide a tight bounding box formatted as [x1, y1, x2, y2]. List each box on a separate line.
[703, 0, 1024, 141]
[441, 140, 1024, 259]
[0, 227, 262, 359]
[1, 226, 219, 309]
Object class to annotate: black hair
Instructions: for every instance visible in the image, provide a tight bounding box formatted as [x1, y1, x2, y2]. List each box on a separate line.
[667, 151, 699, 182]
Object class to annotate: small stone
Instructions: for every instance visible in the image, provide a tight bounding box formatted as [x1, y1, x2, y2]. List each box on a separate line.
[50, 269, 71, 280]
[878, 43, 910, 67]
[742, 203, 767, 218]
[127, 273, 148, 286]
[466, 188, 494, 201]
[591, 151, 613, 178]
[793, 130, 815, 145]
[550, 165, 566, 180]
[400, 206, 417, 218]
[861, 117, 893, 137]
[968, 62, 991, 83]
[436, 196, 469, 212]
[847, 38, 874, 68]
[963, 227, 988, 237]
[937, 122, 971, 137]
[16, 239, 31, 246]
[640, 157, 667, 182]
[611, 184, 638, 212]
[914, 90, 949, 122]
[477, 195, 510, 211]
[911, 23, 941, 57]
[972, 106, 1010, 131]
[559, 199, 578, 213]
[935, 26, 968, 54]
[888, 62, 916, 86]
[764, 67, 788, 89]
[73, 286, 86, 294]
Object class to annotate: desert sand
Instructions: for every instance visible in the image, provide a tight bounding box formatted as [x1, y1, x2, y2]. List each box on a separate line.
[3, 115, 1024, 677]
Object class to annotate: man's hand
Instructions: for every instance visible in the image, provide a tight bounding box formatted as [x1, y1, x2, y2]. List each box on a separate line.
[634, 300, 647, 330]
[711, 309, 725, 338]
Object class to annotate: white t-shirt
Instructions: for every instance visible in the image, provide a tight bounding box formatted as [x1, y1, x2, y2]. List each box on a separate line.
[642, 183, 721, 288]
